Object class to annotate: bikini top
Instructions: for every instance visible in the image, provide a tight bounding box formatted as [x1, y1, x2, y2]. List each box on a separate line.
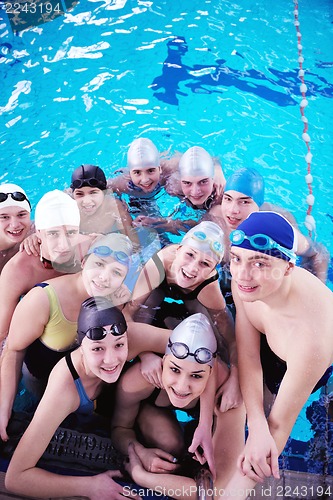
[65, 352, 95, 415]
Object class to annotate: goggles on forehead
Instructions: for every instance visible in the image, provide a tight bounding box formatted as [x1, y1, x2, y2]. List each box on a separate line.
[71, 178, 106, 190]
[191, 230, 223, 258]
[230, 229, 296, 261]
[88, 245, 130, 265]
[0, 191, 31, 208]
[84, 323, 127, 340]
[168, 340, 217, 365]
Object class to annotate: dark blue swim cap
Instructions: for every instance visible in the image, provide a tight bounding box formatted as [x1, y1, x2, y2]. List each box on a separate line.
[70, 165, 107, 191]
[225, 168, 265, 207]
[77, 297, 127, 343]
[230, 211, 297, 263]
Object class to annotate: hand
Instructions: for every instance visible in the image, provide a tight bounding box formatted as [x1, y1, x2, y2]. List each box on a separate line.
[188, 425, 216, 479]
[111, 284, 132, 306]
[19, 233, 41, 256]
[0, 412, 10, 442]
[237, 430, 280, 483]
[134, 442, 178, 474]
[216, 371, 243, 413]
[139, 352, 163, 388]
[133, 216, 168, 230]
[88, 470, 131, 500]
[212, 161, 226, 198]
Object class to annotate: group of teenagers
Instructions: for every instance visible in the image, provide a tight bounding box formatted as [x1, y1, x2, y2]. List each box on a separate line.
[0, 137, 332, 500]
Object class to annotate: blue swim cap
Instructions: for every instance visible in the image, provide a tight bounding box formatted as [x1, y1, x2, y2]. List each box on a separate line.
[225, 168, 265, 207]
[230, 211, 297, 263]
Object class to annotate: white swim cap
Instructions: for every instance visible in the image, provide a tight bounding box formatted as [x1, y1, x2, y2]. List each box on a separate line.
[0, 183, 31, 213]
[87, 233, 133, 267]
[127, 138, 160, 171]
[179, 146, 214, 179]
[181, 221, 224, 263]
[35, 190, 80, 230]
[165, 313, 217, 367]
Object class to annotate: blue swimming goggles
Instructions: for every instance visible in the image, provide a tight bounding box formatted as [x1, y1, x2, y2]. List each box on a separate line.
[191, 231, 223, 258]
[85, 323, 127, 340]
[168, 340, 217, 364]
[230, 230, 296, 261]
[88, 245, 130, 265]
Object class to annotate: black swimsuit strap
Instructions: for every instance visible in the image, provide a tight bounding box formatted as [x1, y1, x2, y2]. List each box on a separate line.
[65, 353, 79, 381]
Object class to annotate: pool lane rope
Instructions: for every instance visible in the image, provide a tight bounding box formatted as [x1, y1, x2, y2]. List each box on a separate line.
[293, 1, 315, 236]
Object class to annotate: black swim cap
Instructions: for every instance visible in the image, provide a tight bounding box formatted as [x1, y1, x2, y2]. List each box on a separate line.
[70, 164, 107, 191]
[77, 297, 127, 343]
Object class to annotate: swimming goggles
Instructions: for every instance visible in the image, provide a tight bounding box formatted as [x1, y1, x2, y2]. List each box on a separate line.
[85, 323, 127, 340]
[230, 230, 296, 261]
[71, 178, 106, 190]
[167, 340, 217, 364]
[0, 192, 31, 208]
[88, 245, 130, 265]
[192, 230, 223, 258]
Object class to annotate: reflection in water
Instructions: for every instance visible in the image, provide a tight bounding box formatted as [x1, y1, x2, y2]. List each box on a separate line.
[151, 36, 333, 107]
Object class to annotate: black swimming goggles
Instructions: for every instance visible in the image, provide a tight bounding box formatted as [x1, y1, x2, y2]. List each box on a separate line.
[84, 323, 127, 340]
[0, 191, 31, 208]
[167, 340, 217, 364]
[71, 177, 106, 190]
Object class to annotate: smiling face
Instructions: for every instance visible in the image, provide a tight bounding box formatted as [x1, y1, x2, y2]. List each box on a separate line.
[73, 186, 105, 216]
[162, 354, 211, 408]
[82, 252, 128, 297]
[180, 175, 214, 207]
[129, 166, 161, 193]
[0, 206, 31, 250]
[81, 331, 128, 383]
[38, 225, 79, 264]
[229, 246, 293, 302]
[171, 244, 216, 289]
[221, 190, 259, 232]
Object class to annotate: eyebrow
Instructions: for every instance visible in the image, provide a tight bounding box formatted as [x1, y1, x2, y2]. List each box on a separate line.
[170, 360, 205, 374]
[230, 250, 270, 261]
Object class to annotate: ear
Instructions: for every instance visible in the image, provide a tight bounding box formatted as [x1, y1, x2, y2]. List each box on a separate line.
[284, 262, 295, 276]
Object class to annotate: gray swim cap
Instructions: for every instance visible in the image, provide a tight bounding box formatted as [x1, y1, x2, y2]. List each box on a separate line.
[181, 221, 224, 263]
[165, 313, 217, 367]
[127, 138, 160, 171]
[87, 233, 133, 267]
[179, 146, 214, 179]
[35, 190, 80, 230]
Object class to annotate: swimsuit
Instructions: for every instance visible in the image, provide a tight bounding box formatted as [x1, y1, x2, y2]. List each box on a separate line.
[24, 283, 78, 380]
[141, 252, 218, 327]
[65, 352, 94, 415]
[260, 334, 333, 395]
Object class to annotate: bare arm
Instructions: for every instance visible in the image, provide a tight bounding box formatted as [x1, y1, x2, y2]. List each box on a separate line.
[295, 230, 329, 283]
[0, 288, 50, 441]
[5, 361, 125, 500]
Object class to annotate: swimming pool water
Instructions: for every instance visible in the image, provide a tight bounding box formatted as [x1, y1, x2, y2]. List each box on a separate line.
[1, 0, 332, 466]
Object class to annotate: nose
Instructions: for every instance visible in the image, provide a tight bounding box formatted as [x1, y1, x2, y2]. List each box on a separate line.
[141, 171, 150, 182]
[103, 346, 116, 365]
[235, 262, 252, 281]
[229, 200, 240, 214]
[57, 234, 71, 252]
[190, 184, 201, 196]
[174, 373, 190, 392]
[8, 216, 23, 228]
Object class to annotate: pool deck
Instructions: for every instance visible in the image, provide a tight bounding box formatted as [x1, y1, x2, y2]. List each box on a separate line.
[0, 470, 332, 499]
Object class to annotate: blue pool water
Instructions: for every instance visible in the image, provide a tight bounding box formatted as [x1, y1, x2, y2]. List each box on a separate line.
[1, 0, 332, 472]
